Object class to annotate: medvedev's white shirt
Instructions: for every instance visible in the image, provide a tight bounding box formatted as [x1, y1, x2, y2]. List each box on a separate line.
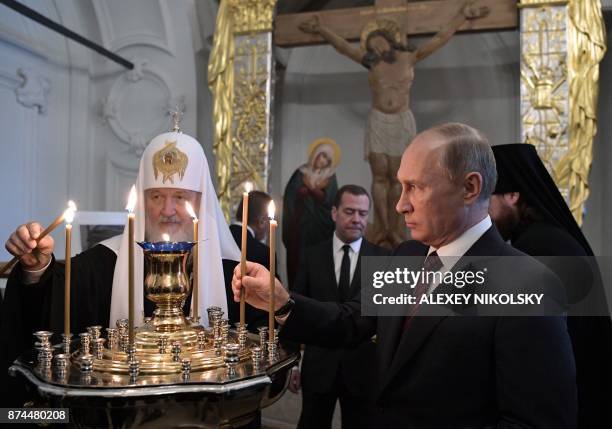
[332, 232, 363, 286]
[426, 215, 492, 292]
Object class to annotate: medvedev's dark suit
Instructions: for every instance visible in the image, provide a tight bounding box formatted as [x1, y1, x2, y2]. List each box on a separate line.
[280, 226, 577, 428]
[293, 238, 389, 429]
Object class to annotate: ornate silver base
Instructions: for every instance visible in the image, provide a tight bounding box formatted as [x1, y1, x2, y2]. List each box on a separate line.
[10, 335, 299, 429]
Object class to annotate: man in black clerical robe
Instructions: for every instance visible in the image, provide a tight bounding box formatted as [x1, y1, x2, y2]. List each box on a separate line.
[0, 128, 241, 407]
[490, 143, 612, 428]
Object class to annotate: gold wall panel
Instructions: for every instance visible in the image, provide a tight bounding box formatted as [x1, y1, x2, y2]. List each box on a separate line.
[208, 0, 277, 220]
[520, 0, 606, 225]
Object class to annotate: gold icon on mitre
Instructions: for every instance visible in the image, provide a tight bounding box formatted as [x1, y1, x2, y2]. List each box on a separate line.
[153, 141, 189, 184]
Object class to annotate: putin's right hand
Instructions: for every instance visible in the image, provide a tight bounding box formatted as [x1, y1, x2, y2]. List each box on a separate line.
[232, 261, 290, 313]
[5, 222, 54, 271]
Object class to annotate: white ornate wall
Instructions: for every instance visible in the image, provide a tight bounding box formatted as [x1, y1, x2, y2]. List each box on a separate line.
[0, 0, 201, 260]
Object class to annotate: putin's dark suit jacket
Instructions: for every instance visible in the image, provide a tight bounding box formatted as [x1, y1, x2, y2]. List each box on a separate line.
[292, 238, 389, 396]
[280, 226, 577, 429]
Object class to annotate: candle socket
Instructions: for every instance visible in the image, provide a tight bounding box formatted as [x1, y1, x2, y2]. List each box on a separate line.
[235, 323, 248, 348]
[224, 344, 240, 376]
[220, 320, 230, 344]
[61, 333, 73, 355]
[37, 345, 53, 367]
[87, 325, 102, 341]
[267, 341, 278, 362]
[53, 353, 69, 371]
[250, 346, 263, 371]
[80, 355, 94, 373]
[213, 319, 221, 340]
[207, 306, 223, 327]
[116, 319, 129, 351]
[105, 328, 118, 350]
[116, 318, 128, 334]
[33, 331, 53, 351]
[79, 332, 92, 356]
[93, 338, 106, 359]
[257, 327, 268, 354]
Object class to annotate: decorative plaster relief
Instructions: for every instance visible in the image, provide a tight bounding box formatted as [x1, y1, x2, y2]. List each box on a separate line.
[15, 68, 50, 114]
[93, 0, 175, 57]
[101, 58, 184, 157]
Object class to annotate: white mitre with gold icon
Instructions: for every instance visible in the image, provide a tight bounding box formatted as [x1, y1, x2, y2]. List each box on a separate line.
[105, 115, 240, 327]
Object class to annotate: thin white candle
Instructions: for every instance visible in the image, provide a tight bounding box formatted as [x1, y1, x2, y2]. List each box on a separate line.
[63, 202, 76, 338]
[240, 182, 252, 326]
[126, 185, 137, 343]
[268, 200, 277, 335]
[185, 201, 199, 321]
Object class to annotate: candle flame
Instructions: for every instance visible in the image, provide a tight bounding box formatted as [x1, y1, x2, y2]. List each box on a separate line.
[185, 201, 197, 220]
[244, 181, 252, 194]
[268, 200, 276, 219]
[64, 200, 77, 224]
[162, 233, 170, 242]
[125, 185, 137, 212]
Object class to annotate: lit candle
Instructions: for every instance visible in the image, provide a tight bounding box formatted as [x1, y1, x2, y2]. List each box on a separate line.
[240, 182, 252, 326]
[268, 200, 277, 335]
[63, 202, 76, 338]
[126, 185, 137, 343]
[185, 201, 199, 321]
[162, 233, 170, 242]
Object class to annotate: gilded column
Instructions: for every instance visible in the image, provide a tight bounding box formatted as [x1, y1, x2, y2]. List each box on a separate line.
[519, 0, 606, 225]
[208, 0, 277, 220]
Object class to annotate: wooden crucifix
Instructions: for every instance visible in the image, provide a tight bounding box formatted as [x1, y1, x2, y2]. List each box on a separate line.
[275, 0, 518, 248]
[275, 0, 517, 47]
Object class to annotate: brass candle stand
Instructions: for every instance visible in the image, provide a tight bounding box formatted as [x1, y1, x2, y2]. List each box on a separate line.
[9, 241, 299, 429]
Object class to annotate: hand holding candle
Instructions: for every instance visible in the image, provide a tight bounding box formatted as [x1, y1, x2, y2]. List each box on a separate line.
[0, 200, 77, 276]
[240, 182, 252, 326]
[126, 185, 137, 343]
[185, 201, 199, 321]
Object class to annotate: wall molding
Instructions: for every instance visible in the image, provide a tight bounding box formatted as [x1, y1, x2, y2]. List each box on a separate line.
[100, 58, 184, 157]
[93, 0, 175, 57]
[15, 68, 50, 114]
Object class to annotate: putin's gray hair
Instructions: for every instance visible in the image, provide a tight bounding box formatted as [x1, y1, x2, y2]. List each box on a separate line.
[431, 123, 497, 201]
